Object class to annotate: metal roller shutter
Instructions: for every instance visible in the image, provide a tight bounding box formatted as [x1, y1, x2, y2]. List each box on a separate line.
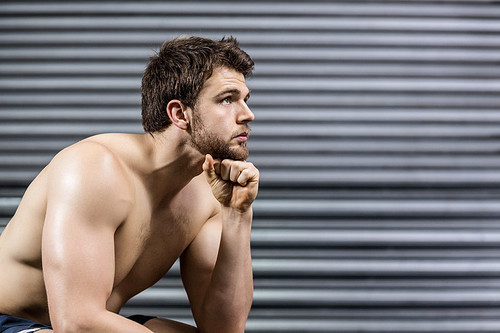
[1, 1, 500, 332]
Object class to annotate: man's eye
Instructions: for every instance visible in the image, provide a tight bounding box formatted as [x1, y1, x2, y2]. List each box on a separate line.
[221, 97, 231, 105]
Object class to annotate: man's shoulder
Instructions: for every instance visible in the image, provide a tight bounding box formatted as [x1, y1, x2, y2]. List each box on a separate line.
[47, 136, 135, 198]
[42, 136, 137, 225]
[53, 138, 124, 171]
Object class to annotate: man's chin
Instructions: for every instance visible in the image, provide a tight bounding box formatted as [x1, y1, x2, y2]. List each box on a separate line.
[213, 146, 248, 161]
[231, 145, 249, 161]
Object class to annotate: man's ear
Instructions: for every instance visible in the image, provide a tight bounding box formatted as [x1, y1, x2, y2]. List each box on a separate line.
[166, 99, 189, 130]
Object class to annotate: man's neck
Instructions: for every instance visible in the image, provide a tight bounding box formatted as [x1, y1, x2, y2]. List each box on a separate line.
[140, 129, 205, 206]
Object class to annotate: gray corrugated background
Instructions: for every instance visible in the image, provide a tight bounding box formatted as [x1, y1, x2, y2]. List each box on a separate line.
[2, 1, 500, 332]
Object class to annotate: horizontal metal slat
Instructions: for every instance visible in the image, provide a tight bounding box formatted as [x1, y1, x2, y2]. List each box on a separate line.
[128, 287, 500, 306]
[0, 109, 140, 121]
[254, 63, 500, 78]
[252, 218, 500, 230]
[2, 123, 500, 138]
[253, 217, 500, 230]
[3, 62, 500, 78]
[3, 170, 500, 187]
[250, 155, 500, 169]
[254, 123, 500, 137]
[4, 169, 500, 187]
[259, 188, 500, 200]
[7, 107, 500, 123]
[254, 78, 500, 93]
[2, 47, 499, 63]
[251, 229, 500, 247]
[0, 139, 76, 152]
[3, 92, 500, 108]
[258, 170, 500, 187]
[253, 200, 500, 216]
[2, 17, 500, 32]
[248, 139, 500, 154]
[244, 318, 500, 333]
[252, 259, 500, 277]
[3, 138, 500, 154]
[2, 2, 499, 18]
[251, 278, 500, 289]
[4, 153, 500, 169]
[249, 93, 500, 108]
[251, 248, 500, 260]
[3, 77, 500, 93]
[120, 307, 500, 319]
[252, 109, 500, 122]
[154, 276, 500, 290]
[2, 32, 500, 48]
[0, 123, 142, 136]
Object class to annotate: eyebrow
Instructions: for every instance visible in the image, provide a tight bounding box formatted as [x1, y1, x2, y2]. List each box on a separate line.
[214, 88, 251, 101]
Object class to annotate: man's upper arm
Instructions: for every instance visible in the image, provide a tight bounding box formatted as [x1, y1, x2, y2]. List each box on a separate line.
[180, 212, 222, 325]
[41, 143, 132, 328]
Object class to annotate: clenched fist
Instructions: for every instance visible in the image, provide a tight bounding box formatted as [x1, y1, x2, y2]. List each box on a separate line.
[202, 154, 259, 213]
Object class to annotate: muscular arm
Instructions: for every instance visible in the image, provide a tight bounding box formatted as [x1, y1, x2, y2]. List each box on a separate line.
[180, 155, 258, 333]
[42, 143, 152, 332]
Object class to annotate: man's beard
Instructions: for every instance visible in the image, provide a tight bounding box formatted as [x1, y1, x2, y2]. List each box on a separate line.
[189, 113, 249, 161]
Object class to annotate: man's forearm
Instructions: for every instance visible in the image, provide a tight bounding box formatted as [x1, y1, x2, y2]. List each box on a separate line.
[198, 206, 253, 333]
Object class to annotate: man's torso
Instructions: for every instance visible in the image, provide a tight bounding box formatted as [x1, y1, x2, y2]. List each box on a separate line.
[0, 133, 218, 325]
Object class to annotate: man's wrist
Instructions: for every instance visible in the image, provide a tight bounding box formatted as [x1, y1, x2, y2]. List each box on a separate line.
[220, 205, 253, 222]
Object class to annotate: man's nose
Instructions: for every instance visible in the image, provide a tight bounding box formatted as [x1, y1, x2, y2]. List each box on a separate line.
[238, 102, 255, 123]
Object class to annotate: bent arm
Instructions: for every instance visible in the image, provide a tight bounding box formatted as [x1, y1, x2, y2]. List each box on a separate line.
[42, 144, 152, 332]
[181, 156, 258, 333]
[181, 208, 253, 333]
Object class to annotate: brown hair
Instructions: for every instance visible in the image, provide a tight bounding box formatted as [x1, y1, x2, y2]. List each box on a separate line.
[141, 36, 254, 133]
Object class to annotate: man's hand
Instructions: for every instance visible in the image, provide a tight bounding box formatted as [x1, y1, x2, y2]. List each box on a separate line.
[203, 154, 259, 213]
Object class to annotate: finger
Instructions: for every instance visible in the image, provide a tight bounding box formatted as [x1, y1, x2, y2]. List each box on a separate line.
[202, 154, 217, 183]
[202, 154, 213, 171]
[213, 159, 222, 176]
[236, 169, 250, 186]
[220, 160, 232, 180]
[229, 163, 243, 183]
[222, 160, 246, 183]
[237, 167, 259, 186]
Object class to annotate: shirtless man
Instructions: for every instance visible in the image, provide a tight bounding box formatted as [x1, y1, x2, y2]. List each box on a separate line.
[0, 36, 258, 332]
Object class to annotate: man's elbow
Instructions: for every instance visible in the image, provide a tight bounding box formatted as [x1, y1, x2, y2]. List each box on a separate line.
[198, 324, 246, 333]
[198, 315, 248, 333]
[50, 311, 104, 333]
[52, 319, 91, 333]
[196, 294, 252, 333]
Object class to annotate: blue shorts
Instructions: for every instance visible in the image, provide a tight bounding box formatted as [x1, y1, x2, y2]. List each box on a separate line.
[0, 313, 156, 332]
[0, 314, 50, 333]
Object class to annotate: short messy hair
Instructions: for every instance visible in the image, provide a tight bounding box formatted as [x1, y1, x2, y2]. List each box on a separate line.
[141, 36, 254, 133]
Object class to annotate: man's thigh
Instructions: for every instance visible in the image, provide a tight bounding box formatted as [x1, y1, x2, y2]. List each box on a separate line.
[144, 317, 198, 333]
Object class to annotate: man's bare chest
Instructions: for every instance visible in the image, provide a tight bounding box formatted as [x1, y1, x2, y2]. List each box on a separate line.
[108, 194, 212, 304]
[106, 174, 216, 300]
[114, 211, 193, 282]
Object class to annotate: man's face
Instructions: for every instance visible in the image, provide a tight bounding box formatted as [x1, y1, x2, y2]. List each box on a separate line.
[188, 67, 254, 161]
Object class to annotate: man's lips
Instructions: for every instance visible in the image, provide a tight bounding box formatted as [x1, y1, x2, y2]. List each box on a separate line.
[234, 132, 249, 142]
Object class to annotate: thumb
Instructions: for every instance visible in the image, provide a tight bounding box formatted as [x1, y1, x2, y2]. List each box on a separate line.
[203, 154, 217, 183]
